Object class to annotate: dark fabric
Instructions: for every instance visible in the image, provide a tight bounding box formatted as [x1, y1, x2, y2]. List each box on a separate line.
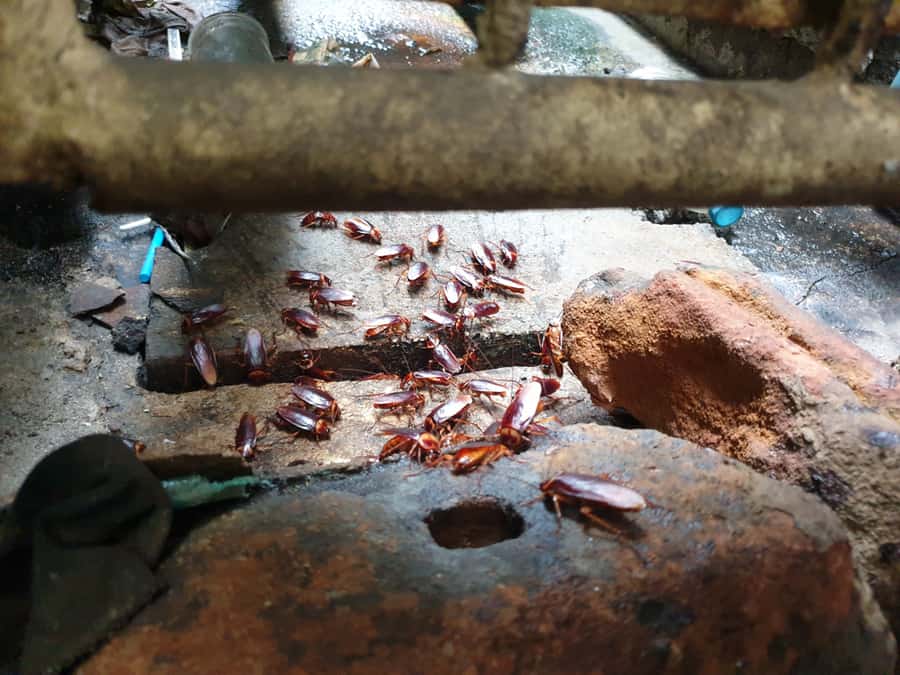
[10, 435, 171, 674]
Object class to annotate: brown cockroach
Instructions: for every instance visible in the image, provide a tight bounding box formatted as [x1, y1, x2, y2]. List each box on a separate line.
[364, 314, 411, 339]
[286, 270, 331, 289]
[428, 338, 473, 375]
[424, 224, 446, 250]
[188, 335, 217, 387]
[422, 308, 463, 333]
[462, 301, 500, 322]
[536, 473, 647, 529]
[423, 395, 473, 432]
[470, 242, 497, 275]
[406, 261, 431, 288]
[309, 287, 357, 312]
[301, 211, 338, 228]
[242, 328, 276, 384]
[497, 240, 518, 268]
[374, 243, 415, 265]
[296, 350, 337, 380]
[532, 376, 561, 397]
[273, 405, 330, 440]
[181, 303, 227, 333]
[378, 427, 441, 462]
[235, 412, 259, 459]
[485, 274, 528, 295]
[281, 307, 321, 335]
[372, 390, 426, 413]
[342, 217, 382, 244]
[498, 381, 542, 449]
[291, 383, 341, 421]
[442, 279, 466, 312]
[448, 266, 485, 296]
[401, 370, 454, 389]
[459, 378, 507, 401]
[538, 322, 565, 377]
[448, 440, 514, 474]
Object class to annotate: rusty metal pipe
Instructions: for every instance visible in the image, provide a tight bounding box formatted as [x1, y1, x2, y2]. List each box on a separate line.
[528, 0, 900, 33]
[1, 0, 899, 212]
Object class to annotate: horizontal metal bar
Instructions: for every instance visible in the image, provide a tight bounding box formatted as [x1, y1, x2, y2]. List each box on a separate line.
[530, 0, 900, 33]
[1, 0, 899, 212]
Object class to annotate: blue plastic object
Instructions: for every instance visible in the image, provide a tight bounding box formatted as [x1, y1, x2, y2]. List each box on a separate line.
[139, 227, 165, 283]
[708, 206, 744, 228]
[892, 70, 900, 89]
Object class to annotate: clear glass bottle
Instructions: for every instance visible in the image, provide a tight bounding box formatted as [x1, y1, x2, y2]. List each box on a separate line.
[187, 12, 273, 64]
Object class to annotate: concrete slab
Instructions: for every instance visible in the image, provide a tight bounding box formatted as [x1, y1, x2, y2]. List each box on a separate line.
[116, 366, 630, 482]
[145, 210, 753, 391]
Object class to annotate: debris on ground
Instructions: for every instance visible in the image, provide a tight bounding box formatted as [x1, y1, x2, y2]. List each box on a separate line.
[80, 0, 200, 58]
[112, 316, 148, 355]
[67, 279, 124, 316]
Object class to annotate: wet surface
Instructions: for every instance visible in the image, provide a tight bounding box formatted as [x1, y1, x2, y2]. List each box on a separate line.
[724, 207, 900, 362]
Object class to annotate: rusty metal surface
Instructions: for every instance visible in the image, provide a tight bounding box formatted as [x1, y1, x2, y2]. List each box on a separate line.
[142, 210, 752, 392]
[1, 0, 900, 212]
[81, 424, 897, 674]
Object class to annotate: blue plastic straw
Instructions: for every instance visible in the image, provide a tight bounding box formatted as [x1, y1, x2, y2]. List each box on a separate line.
[708, 206, 744, 228]
[139, 227, 165, 283]
[892, 70, 900, 89]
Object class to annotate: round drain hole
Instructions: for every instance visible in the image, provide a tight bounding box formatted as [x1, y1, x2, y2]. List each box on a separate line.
[425, 498, 524, 549]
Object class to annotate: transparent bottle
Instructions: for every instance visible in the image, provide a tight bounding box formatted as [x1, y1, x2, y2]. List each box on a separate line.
[187, 12, 273, 64]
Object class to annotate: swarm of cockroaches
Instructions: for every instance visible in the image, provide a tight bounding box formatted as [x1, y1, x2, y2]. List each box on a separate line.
[181, 211, 564, 471]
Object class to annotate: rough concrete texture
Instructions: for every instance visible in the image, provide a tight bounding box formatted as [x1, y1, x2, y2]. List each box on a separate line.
[82, 424, 896, 674]
[111, 366, 622, 482]
[633, 15, 900, 83]
[562, 266, 900, 638]
[145, 210, 752, 391]
[723, 207, 899, 364]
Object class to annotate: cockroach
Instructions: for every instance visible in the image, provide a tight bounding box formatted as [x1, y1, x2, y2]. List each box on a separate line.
[364, 314, 411, 339]
[273, 405, 330, 440]
[422, 308, 463, 333]
[498, 381, 542, 449]
[485, 274, 528, 295]
[406, 261, 431, 287]
[235, 412, 259, 459]
[428, 338, 474, 375]
[372, 390, 426, 413]
[423, 395, 473, 432]
[281, 307, 321, 335]
[532, 376, 561, 397]
[242, 328, 276, 384]
[448, 440, 514, 474]
[181, 303, 227, 333]
[309, 287, 357, 312]
[442, 279, 466, 312]
[296, 350, 336, 380]
[424, 224, 446, 250]
[470, 242, 497, 275]
[301, 211, 338, 228]
[342, 217, 382, 244]
[448, 266, 485, 296]
[539, 322, 565, 377]
[378, 427, 441, 462]
[459, 378, 507, 400]
[374, 243, 415, 265]
[401, 370, 454, 389]
[537, 473, 647, 528]
[291, 383, 341, 421]
[286, 270, 331, 289]
[498, 240, 518, 268]
[462, 301, 500, 322]
[188, 335, 217, 387]
[122, 438, 146, 455]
